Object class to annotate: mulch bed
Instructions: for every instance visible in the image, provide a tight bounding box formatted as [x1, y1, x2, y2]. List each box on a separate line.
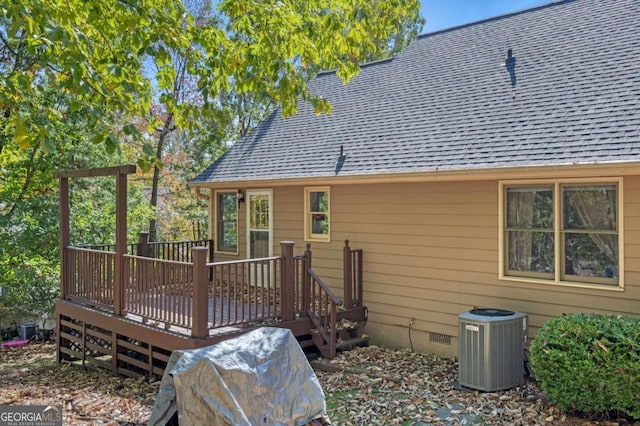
[0, 343, 636, 425]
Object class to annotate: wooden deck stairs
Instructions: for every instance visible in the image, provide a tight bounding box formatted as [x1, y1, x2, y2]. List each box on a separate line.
[310, 314, 369, 359]
[300, 241, 368, 359]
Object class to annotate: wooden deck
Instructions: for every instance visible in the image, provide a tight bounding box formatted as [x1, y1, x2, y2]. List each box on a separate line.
[55, 166, 367, 379]
[56, 239, 367, 379]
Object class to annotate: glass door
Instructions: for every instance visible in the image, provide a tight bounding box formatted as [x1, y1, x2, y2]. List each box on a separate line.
[246, 190, 272, 285]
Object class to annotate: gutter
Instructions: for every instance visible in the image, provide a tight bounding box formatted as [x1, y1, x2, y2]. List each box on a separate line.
[187, 161, 640, 190]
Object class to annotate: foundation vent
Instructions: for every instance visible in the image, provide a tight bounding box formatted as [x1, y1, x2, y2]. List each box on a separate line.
[429, 332, 452, 345]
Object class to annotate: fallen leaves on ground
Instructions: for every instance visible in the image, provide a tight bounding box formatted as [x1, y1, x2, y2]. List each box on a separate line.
[315, 346, 639, 426]
[1, 343, 638, 425]
[0, 343, 156, 425]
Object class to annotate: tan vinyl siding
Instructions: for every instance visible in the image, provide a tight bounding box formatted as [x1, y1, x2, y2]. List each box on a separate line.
[623, 177, 640, 313]
[273, 186, 304, 241]
[216, 177, 640, 356]
[329, 181, 498, 355]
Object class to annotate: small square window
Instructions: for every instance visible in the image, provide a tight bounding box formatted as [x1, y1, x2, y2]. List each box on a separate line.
[305, 187, 330, 242]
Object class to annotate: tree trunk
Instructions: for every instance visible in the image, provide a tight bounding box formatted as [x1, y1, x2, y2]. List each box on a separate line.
[148, 114, 174, 243]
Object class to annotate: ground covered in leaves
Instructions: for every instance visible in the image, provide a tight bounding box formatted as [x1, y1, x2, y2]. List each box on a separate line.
[314, 346, 638, 425]
[0, 343, 156, 424]
[0, 343, 637, 425]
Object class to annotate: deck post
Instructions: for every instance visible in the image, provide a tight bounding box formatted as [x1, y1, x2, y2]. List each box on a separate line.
[57, 176, 70, 364]
[137, 232, 149, 257]
[58, 176, 70, 300]
[280, 241, 296, 322]
[114, 170, 128, 316]
[192, 247, 209, 338]
[343, 240, 353, 309]
[356, 248, 363, 307]
[207, 239, 215, 263]
[302, 243, 311, 314]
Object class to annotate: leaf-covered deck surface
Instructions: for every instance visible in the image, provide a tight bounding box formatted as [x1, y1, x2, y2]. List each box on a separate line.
[0, 343, 636, 425]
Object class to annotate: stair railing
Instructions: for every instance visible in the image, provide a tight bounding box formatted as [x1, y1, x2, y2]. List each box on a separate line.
[307, 268, 339, 359]
[298, 240, 364, 359]
[296, 243, 340, 358]
[343, 240, 363, 308]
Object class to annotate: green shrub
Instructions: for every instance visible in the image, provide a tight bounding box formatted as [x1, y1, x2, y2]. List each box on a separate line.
[529, 313, 640, 419]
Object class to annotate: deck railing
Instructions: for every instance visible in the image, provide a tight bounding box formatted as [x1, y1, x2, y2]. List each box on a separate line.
[148, 239, 212, 263]
[62, 239, 362, 345]
[123, 245, 290, 336]
[81, 236, 213, 263]
[124, 255, 194, 329]
[68, 236, 211, 313]
[82, 243, 138, 255]
[208, 256, 282, 329]
[344, 240, 364, 308]
[64, 247, 116, 310]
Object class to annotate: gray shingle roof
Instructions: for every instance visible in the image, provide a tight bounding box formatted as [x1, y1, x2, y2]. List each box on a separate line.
[194, 0, 640, 184]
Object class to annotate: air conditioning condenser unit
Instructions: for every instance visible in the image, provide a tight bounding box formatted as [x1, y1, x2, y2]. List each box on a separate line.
[458, 308, 528, 391]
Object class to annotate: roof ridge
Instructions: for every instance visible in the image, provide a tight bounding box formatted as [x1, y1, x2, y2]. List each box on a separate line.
[418, 0, 575, 39]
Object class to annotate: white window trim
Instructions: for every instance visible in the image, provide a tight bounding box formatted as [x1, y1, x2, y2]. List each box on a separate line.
[498, 177, 624, 291]
[304, 186, 331, 242]
[214, 189, 239, 255]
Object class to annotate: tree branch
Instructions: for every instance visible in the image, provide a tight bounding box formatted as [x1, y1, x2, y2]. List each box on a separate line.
[4, 146, 41, 220]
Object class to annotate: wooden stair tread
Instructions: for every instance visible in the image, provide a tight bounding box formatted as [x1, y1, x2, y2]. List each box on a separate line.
[315, 335, 369, 350]
[336, 335, 369, 349]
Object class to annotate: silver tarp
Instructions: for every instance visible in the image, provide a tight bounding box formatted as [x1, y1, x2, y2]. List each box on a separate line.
[148, 327, 326, 425]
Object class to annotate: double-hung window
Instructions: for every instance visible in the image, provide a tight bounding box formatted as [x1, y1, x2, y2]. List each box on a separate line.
[215, 191, 238, 253]
[304, 187, 330, 242]
[501, 179, 621, 287]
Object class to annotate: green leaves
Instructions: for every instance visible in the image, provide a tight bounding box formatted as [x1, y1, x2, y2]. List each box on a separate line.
[2, 0, 168, 152]
[9, 0, 443, 325]
[1, 0, 421, 156]
[13, 117, 31, 150]
[530, 313, 640, 419]
[105, 134, 119, 154]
